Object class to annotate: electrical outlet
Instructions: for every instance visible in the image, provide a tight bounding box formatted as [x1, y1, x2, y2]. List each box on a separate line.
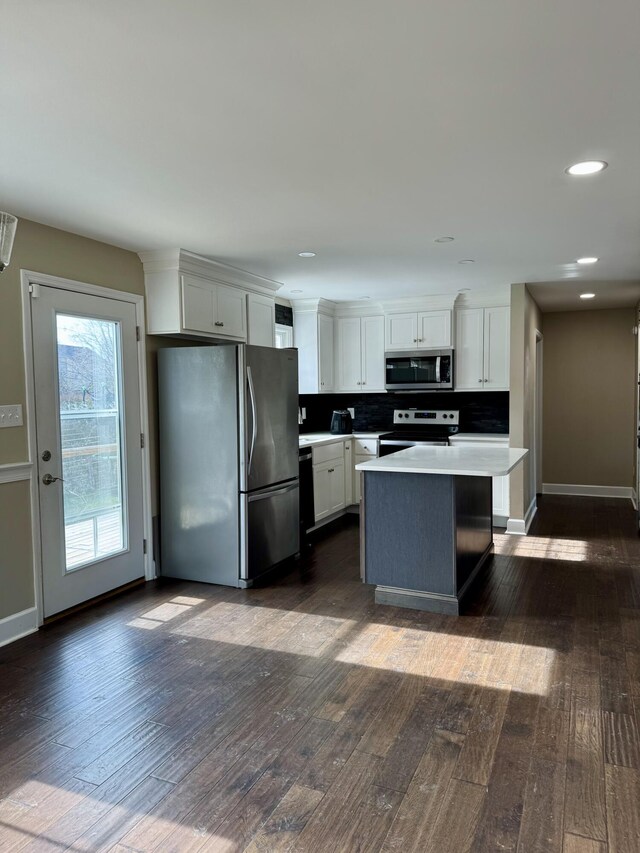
[347, 407, 355, 419]
[301, 407, 306, 420]
[0, 404, 23, 428]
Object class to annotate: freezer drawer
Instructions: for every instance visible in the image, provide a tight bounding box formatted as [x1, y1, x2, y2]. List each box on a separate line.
[241, 480, 300, 583]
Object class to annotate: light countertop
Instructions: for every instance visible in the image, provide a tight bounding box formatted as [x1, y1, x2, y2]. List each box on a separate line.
[356, 445, 528, 477]
[449, 433, 510, 443]
[299, 432, 384, 448]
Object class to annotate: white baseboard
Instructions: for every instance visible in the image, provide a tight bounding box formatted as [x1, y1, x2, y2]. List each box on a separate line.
[0, 607, 38, 648]
[542, 483, 634, 500]
[506, 496, 537, 536]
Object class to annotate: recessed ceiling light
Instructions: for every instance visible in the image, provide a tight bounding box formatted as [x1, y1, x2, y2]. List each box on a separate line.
[434, 236, 455, 243]
[580, 292, 596, 299]
[291, 289, 303, 293]
[298, 252, 316, 258]
[565, 160, 608, 176]
[458, 259, 475, 264]
[576, 257, 599, 264]
[359, 296, 371, 300]
[457, 288, 471, 293]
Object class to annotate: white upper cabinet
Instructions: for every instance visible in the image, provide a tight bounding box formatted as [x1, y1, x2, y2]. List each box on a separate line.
[361, 316, 385, 390]
[247, 293, 275, 347]
[483, 306, 510, 389]
[455, 306, 509, 391]
[318, 313, 334, 391]
[216, 283, 247, 339]
[140, 249, 281, 341]
[335, 315, 385, 393]
[385, 313, 418, 349]
[418, 310, 452, 348]
[455, 308, 485, 390]
[293, 303, 335, 394]
[386, 309, 452, 350]
[336, 317, 362, 391]
[181, 274, 216, 334]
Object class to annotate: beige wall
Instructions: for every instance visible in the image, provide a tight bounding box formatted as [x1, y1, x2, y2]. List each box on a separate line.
[509, 283, 543, 522]
[542, 308, 636, 488]
[0, 481, 34, 619]
[0, 218, 145, 620]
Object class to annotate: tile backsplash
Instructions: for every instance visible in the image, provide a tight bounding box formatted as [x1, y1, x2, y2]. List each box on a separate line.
[299, 391, 509, 435]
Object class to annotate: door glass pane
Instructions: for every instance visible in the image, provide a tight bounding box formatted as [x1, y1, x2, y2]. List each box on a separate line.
[56, 315, 126, 570]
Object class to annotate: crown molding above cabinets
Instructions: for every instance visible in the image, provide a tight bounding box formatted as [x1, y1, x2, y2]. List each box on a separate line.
[455, 286, 511, 309]
[138, 249, 282, 295]
[139, 249, 281, 342]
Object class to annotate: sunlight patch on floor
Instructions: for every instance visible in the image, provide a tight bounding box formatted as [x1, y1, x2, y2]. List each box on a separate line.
[127, 596, 206, 630]
[495, 534, 589, 561]
[167, 602, 555, 696]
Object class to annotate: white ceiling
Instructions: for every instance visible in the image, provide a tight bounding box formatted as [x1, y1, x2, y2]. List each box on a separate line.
[2, 1, 640, 304]
[528, 280, 640, 312]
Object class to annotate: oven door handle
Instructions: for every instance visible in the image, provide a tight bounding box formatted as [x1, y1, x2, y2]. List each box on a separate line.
[435, 355, 441, 383]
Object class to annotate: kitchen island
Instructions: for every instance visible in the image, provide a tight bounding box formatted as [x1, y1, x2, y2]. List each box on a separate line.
[356, 445, 528, 614]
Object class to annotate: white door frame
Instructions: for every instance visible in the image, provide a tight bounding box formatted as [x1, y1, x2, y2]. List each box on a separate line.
[534, 331, 544, 495]
[21, 269, 155, 626]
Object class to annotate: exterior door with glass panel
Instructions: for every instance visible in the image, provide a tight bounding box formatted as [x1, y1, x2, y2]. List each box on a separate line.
[31, 285, 144, 617]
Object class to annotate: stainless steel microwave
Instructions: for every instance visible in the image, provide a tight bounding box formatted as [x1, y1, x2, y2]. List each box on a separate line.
[385, 348, 454, 391]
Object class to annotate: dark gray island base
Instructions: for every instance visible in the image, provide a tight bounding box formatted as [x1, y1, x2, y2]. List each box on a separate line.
[361, 471, 493, 615]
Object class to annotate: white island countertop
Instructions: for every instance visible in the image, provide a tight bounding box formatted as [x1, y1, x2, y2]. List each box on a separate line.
[356, 445, 528, 477]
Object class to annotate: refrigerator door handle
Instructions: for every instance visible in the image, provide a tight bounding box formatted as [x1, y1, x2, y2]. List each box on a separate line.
[247, 365, 258, 475]
[247, 480, 299, 502]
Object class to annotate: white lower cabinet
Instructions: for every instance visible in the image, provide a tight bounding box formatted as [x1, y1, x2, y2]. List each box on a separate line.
[312, 441, 346, 522]
[449, 437, 510, 525]
[354, 455, 369, 504]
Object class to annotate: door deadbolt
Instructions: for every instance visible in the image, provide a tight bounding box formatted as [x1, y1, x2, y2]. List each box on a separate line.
[41, 450, 52, 462]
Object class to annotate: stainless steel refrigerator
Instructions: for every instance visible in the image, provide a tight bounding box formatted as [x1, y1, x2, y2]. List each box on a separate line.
[158, 345, 300, 587]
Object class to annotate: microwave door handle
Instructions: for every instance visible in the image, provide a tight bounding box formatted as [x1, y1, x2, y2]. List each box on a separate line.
[435, 355, 441, 383]
[247, 365, 258, 475]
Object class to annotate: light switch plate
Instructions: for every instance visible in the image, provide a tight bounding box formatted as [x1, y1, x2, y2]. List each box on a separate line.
[0, 404, 23, 428]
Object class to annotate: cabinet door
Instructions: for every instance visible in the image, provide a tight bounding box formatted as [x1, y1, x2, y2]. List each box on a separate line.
[354, 454, 369, 504]
[181, 274, 216, 333]
[455, 308, 484, 390]
[492, 474, 509, 521]
[361, 316, 385, 391]
[386, 313, 418, 349]
[216, 283, 247, 339]
[336, 317, 362, 391]
[247, 293, 275, 347]
[318, 313, 334, 392]
[313, 464, 332, 522]
[344, 442, 353, 505]
[328, 459, 346, 514]
[483, 306, 510, 390]
[418, 310, 451, 348]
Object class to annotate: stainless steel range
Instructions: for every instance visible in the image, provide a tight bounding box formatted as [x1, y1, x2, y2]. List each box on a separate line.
[378, 409, 460, 457]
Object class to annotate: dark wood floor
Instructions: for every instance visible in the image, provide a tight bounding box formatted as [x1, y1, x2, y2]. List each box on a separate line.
[1, 495, 639, 852]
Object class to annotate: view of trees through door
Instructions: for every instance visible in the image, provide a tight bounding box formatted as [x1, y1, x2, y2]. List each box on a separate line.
[57, 314, 125, 568]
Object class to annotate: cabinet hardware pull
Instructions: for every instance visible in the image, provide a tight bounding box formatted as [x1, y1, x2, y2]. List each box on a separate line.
[215, 321, 224, 327]
[478, 379, 483, 383]
[328, 468, 334, 473]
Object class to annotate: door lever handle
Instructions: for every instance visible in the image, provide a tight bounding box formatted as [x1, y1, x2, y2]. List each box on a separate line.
[42, 473, 63, 485]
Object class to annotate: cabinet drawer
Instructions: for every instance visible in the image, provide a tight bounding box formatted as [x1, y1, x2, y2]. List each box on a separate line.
[312, 441, 345, 465]
[353, 438, 378, 456]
